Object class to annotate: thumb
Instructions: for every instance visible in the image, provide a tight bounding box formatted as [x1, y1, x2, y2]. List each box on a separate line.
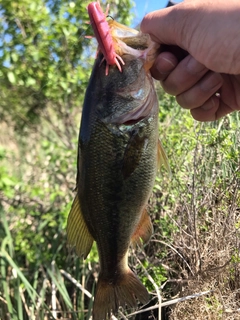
[140, 4, 191, 50]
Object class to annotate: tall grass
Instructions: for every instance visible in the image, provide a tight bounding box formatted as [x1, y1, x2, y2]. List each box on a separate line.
[1, 91, 240, 319]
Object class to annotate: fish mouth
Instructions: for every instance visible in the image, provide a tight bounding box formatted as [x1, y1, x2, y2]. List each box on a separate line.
[109, 19, 160, 69]
[109, 20, 147, 49]
[87, 2, 159, 73]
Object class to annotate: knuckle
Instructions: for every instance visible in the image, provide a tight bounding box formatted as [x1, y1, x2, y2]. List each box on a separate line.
[176, 93, 194, 109]
[161, 79, 179, 96]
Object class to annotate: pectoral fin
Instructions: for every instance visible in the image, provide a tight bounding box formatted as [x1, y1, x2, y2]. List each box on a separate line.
[131, 208, 153, 246]
[122, 131, 146, 180]
[67, 194, 94, 259]
[158, 139, 171, 176]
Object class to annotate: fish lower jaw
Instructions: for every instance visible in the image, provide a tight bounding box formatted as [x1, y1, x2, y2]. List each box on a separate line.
[117, 40, 146, 59]
[117, 40, 159, 67]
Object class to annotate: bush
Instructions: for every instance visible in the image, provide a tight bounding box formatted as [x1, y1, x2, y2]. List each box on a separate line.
[1, 1, 240, 319]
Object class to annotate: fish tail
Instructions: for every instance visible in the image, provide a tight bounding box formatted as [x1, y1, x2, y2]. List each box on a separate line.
[92, 268, 148, 320]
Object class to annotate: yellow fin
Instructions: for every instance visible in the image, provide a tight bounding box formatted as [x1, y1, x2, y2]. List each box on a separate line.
[67, 195, 94, 259]
[158, 139, 171, 176]
[131, 208, 153, 246]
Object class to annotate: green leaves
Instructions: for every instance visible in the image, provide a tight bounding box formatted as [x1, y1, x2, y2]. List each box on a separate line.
[7, 71, 16, 84]
[0, 0, 134, 130]
[0, 1, 135, 318]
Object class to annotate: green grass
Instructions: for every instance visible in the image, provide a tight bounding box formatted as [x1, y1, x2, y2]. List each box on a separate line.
[1, 91, 240, 319]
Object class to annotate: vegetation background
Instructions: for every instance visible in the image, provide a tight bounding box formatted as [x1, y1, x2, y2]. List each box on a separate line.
[0, 0, 240, 319]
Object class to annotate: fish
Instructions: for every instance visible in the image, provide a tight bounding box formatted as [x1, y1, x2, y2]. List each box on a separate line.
[67, 2, 168, 319]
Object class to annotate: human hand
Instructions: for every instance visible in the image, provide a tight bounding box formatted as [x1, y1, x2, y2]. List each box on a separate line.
[141, 0, 240, 121]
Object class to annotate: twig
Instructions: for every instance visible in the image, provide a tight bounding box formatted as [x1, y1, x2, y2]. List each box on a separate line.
[61, 269, 127, 319]
[60, 269, 92, 298]
[19, 286, 30, 317]
[191, 129, 202, 272]
[225, 309, 240, 313]
[15, 18, 26, 38]
[0, 296, 7, 304]
[36, 278, 48, 312]
[152, 239, 194, 276]
[118, 310, 128, 320]
[127, 290, 213, 317]
[135, 255, 161, 320]
[51, 261, 57, 319]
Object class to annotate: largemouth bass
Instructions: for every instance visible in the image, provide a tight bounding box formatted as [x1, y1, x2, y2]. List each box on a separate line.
[67, 2, 168, 319]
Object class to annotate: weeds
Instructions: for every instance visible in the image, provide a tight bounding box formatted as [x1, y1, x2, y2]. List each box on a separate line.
[1, 86, 240, 319]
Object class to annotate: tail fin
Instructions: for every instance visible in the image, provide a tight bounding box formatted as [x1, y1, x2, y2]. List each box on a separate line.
[92, 269, 148, 320]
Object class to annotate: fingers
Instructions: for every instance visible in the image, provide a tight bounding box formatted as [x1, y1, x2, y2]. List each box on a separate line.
[176, 71, 223, 109]
[160, 55, 209, 95]
[191, 74, 240, 121]
[190, 97, 233, 122]
[152, 52, 239, 122]
[155, 54, 223, 111]
[190, 96, 219, 121]
[153, 53, 225, 122]
[150, 52, 178, 81]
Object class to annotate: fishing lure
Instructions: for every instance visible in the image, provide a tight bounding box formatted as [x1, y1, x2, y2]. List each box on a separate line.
[87, 1, 125, 75]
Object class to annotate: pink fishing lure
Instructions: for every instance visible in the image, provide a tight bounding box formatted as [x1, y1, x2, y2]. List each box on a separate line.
[87, 1, 125, 75]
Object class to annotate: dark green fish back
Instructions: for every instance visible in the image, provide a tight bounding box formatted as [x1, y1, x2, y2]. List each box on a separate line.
[78, 54, 159, 270]
[67, 52, 160, 319]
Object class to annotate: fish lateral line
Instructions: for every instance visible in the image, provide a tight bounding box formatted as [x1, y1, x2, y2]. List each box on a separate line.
[87, 1, 125, 75]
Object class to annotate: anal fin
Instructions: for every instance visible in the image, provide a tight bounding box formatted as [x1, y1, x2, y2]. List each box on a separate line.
[67, 194, 94, 259]
[131, 208, 153, 246]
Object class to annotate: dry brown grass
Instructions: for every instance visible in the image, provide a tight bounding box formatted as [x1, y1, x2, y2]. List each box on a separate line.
[1, 94, 240, 319]
[156, 119, 240, 320]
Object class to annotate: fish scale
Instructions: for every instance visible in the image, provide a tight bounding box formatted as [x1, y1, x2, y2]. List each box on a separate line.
[67, 2, 169, 319]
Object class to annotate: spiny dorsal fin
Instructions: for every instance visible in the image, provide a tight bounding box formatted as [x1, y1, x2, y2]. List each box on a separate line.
[131, 207, 153, 246]
[67, 194, 94, 259]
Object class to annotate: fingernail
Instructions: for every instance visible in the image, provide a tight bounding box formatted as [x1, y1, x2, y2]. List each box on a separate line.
[201, 73, 222, 92]
[187, 57, 206, 74]
[156, 57, 177, 75]
[161, 57, 176, 68]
